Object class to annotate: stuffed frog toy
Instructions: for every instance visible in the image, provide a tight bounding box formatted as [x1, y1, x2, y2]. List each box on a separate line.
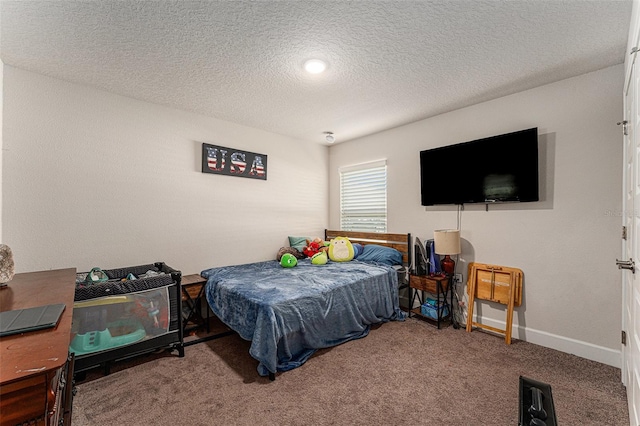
[280, 253, 298, 268]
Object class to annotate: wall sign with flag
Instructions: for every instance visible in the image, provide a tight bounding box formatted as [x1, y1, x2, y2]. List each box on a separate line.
[201, 143, 267, 180]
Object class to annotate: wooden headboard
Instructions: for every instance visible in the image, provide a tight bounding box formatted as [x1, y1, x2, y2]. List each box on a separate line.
[324, 229, 412, 267]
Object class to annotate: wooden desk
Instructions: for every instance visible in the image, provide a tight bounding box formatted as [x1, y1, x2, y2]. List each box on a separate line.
[0, 268, 76, 426]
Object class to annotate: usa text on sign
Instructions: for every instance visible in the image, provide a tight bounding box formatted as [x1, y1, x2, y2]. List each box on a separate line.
[201, 143, 267, 180]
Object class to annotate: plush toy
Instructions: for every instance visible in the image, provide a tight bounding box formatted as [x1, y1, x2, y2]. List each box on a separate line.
[277, 246, 305, 261]
[280, 253, 298, 268]
[328, 237, 355, 262]
[302, 237, 329, 258]
[311, 251, 328, 265]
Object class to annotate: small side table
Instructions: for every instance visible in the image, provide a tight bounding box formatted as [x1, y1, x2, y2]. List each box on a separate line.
[181, 274, 234, 346]
[408, 274, 453, 329]
[181, 274, 210, 336]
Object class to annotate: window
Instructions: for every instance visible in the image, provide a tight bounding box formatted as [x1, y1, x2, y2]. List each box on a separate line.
[340, 160, 387, 232]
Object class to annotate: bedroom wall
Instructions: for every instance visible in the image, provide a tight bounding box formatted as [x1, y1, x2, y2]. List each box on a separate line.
[2, 66, 328, 275]
[1, 11, 4, 242]
[329, 64, 624, 367]
[0, 61, 3, 242]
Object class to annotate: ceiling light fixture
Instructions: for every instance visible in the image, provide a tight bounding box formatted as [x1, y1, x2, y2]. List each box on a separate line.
[304, 59, 327, 74]
[324, 132, 335, 143]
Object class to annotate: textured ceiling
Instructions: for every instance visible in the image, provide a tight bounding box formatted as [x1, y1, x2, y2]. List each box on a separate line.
[0, 1, 633, 144]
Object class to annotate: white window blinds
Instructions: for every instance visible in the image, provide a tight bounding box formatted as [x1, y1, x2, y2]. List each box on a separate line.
[340, 160, 387, 232]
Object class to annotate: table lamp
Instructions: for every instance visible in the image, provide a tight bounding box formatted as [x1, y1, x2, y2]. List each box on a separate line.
[434, 229, 461, 276]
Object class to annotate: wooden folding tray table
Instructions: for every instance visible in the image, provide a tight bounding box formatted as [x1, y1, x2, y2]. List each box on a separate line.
[466, 262, 523, 344]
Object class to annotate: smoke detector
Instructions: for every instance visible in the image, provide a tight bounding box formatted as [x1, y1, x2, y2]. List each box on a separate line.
[324, 132, 335, 143]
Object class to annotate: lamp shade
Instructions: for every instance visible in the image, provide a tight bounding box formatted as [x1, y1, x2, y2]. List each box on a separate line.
[433, 229, 461, 255]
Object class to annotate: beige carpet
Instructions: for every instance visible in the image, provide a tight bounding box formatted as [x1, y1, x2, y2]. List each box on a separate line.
[72, 318, 628, 425]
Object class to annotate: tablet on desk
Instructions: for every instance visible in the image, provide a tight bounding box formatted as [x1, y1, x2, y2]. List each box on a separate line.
[0, 303, 66, 337]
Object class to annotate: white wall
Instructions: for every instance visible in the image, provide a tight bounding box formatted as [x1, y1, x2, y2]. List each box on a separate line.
[1, 62, 3, 243]
[329, 65, 624, 367]
[3, 66, 328, 275]
[3, 63, 624, 366]
[1, 6, 4, 241]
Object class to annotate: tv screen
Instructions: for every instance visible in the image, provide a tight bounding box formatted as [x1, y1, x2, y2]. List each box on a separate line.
[420, 128, 539, 206]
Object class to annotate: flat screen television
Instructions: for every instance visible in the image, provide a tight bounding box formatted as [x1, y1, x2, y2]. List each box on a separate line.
[420, 127, 539, 206]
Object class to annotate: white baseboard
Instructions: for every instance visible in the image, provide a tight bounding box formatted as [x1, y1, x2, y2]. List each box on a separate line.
[471, 315, 621, 368]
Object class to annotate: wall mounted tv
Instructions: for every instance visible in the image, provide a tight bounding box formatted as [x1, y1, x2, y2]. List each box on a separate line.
[420, 127, 539, 206]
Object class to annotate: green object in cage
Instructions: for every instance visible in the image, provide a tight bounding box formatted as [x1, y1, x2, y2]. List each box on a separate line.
[70, 318, 146, 355]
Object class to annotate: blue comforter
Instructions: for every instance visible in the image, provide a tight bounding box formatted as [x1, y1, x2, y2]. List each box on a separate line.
[202, 259, 405, 376]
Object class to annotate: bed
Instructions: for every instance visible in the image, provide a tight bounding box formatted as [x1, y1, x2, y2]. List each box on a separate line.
[201, 230, 411, 379]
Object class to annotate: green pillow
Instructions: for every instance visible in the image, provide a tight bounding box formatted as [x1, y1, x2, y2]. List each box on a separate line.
[288, 236, 308, 251]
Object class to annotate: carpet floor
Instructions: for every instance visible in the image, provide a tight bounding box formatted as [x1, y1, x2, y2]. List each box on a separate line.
[71, 317, 628, 425]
